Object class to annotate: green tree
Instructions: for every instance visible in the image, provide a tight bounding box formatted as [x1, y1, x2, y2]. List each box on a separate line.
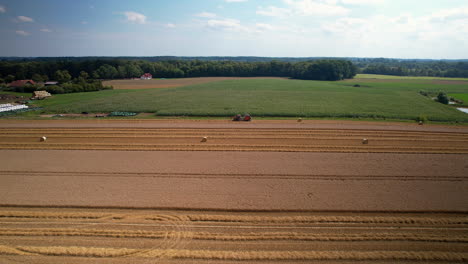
[54, 70, 72, 83]
[126, 64, 144, 78]
[5, 75, 15, 83]
[79, 71, 89, 80]
[91, 71, 100, 79]
[437, 92, 449, 105]
[96, 64, 118, 79]
[31, 73, 44, 82]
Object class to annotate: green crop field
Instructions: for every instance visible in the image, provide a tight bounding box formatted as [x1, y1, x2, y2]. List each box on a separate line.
[449, 93, 468, 106]
[355, 74, 468, 81]
[22, 77, 468, 122]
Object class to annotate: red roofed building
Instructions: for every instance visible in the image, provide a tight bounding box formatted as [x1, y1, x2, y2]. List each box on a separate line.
[140, 73, 152, 80]
[8, 80, 36, 87]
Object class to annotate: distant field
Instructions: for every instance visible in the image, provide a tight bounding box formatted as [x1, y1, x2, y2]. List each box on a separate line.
[104, 77, 286, 89]
[29, 78, 468, 122]
[355, 74, 468, 81]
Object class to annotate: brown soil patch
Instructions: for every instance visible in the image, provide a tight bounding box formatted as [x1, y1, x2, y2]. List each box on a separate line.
[0, 94, 26, 103]
[430, 80, 468, 85]
[1, 119, 467, 133]
[103, 77, 287, 89]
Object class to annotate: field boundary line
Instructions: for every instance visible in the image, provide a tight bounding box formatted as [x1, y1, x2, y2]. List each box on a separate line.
[0, 171, 466, 181]
[0, 205, 467, 214]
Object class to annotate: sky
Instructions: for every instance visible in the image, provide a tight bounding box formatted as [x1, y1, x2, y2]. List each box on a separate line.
[0, 0, 467, 59]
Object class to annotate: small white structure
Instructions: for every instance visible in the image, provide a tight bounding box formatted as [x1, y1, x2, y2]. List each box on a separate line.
[140, 73, 153, 80]
[0, 103, 28, 113]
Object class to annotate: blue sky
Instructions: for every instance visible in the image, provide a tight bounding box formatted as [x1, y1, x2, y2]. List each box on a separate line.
[0, 0, 467, 58]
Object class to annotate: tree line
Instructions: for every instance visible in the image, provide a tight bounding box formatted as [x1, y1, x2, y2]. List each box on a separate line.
[0, 59, 357, 84]
[356, 59, 468, 78]
[2, 57, 467, 84]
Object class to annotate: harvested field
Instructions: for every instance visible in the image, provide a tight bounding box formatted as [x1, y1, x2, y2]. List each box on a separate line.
[0, 207, 466, 263]
[0, 125, 467, 153]
[0, 120, 467, 263]
[103, 77, 286, 89]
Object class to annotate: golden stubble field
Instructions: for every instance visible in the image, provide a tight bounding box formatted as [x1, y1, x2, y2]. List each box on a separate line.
[0, 119, 467, 263]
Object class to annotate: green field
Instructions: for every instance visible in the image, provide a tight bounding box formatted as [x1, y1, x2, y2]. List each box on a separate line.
[449, 93, 468, 106]
[355, 74, 468, 81]
[18, 77, 467, 122]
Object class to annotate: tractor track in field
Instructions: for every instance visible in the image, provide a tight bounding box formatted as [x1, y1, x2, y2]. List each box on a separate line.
[0, 207, 466, 262]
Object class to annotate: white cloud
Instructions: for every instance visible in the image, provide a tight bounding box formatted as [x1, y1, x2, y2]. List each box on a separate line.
[16, 30, 30, 36]
[0, 5, 6, 13]
[123, 11, 147, 24]
[195, 12, 217, 18]
[165, 23, 176, 28]
[341, 0, 385, 5]
[257, 0, 349, 18]
[206, 18, 247, 32]
[40, 28, 52, 33]
[225, 0, 248, 2]
[322, 17, 367, 33]
[17, 16, 34, 22]
[256, 6, 291, 18]
[255, 23, 275, 31]
[429, 7, 468, 22]
[284, 0, 350, 16]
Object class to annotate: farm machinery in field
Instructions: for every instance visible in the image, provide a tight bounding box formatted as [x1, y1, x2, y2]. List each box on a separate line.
[232, 114, 251, 121]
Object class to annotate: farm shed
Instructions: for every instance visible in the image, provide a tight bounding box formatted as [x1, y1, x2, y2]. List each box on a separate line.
[140, 73, 152, 80]
[44, 81, 59, 86]
[8, 80, 36, 87]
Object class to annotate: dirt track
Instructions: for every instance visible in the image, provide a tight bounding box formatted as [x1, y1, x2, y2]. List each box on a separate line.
[103, 77, 287, 89]
[0, 120, 467, 263]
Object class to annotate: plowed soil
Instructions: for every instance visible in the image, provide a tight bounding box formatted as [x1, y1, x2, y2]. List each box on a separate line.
[103, 77, 287, 89]
[0, 120, 467, 263]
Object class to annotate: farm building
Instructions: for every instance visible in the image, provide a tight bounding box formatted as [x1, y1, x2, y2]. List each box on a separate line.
[44, 81, 59, 86]
[8, 80, 36, 87]
[140, 73, 152, 80]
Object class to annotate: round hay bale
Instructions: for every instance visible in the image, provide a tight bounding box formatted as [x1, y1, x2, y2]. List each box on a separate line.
[418, 121, 423, 125]
[40, 136, 47, 142]
[201, 137, 208, 142]
[297, 118, 302, 122]
[362, 138, 368, 144]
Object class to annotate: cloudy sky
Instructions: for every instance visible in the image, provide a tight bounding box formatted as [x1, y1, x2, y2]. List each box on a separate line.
[0, 0, 467, 58]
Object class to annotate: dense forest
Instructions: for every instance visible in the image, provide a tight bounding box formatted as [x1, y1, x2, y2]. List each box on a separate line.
[0, 59, 357, 83]
[1, 57, 468, 87]
[354, 58, 468, 77]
